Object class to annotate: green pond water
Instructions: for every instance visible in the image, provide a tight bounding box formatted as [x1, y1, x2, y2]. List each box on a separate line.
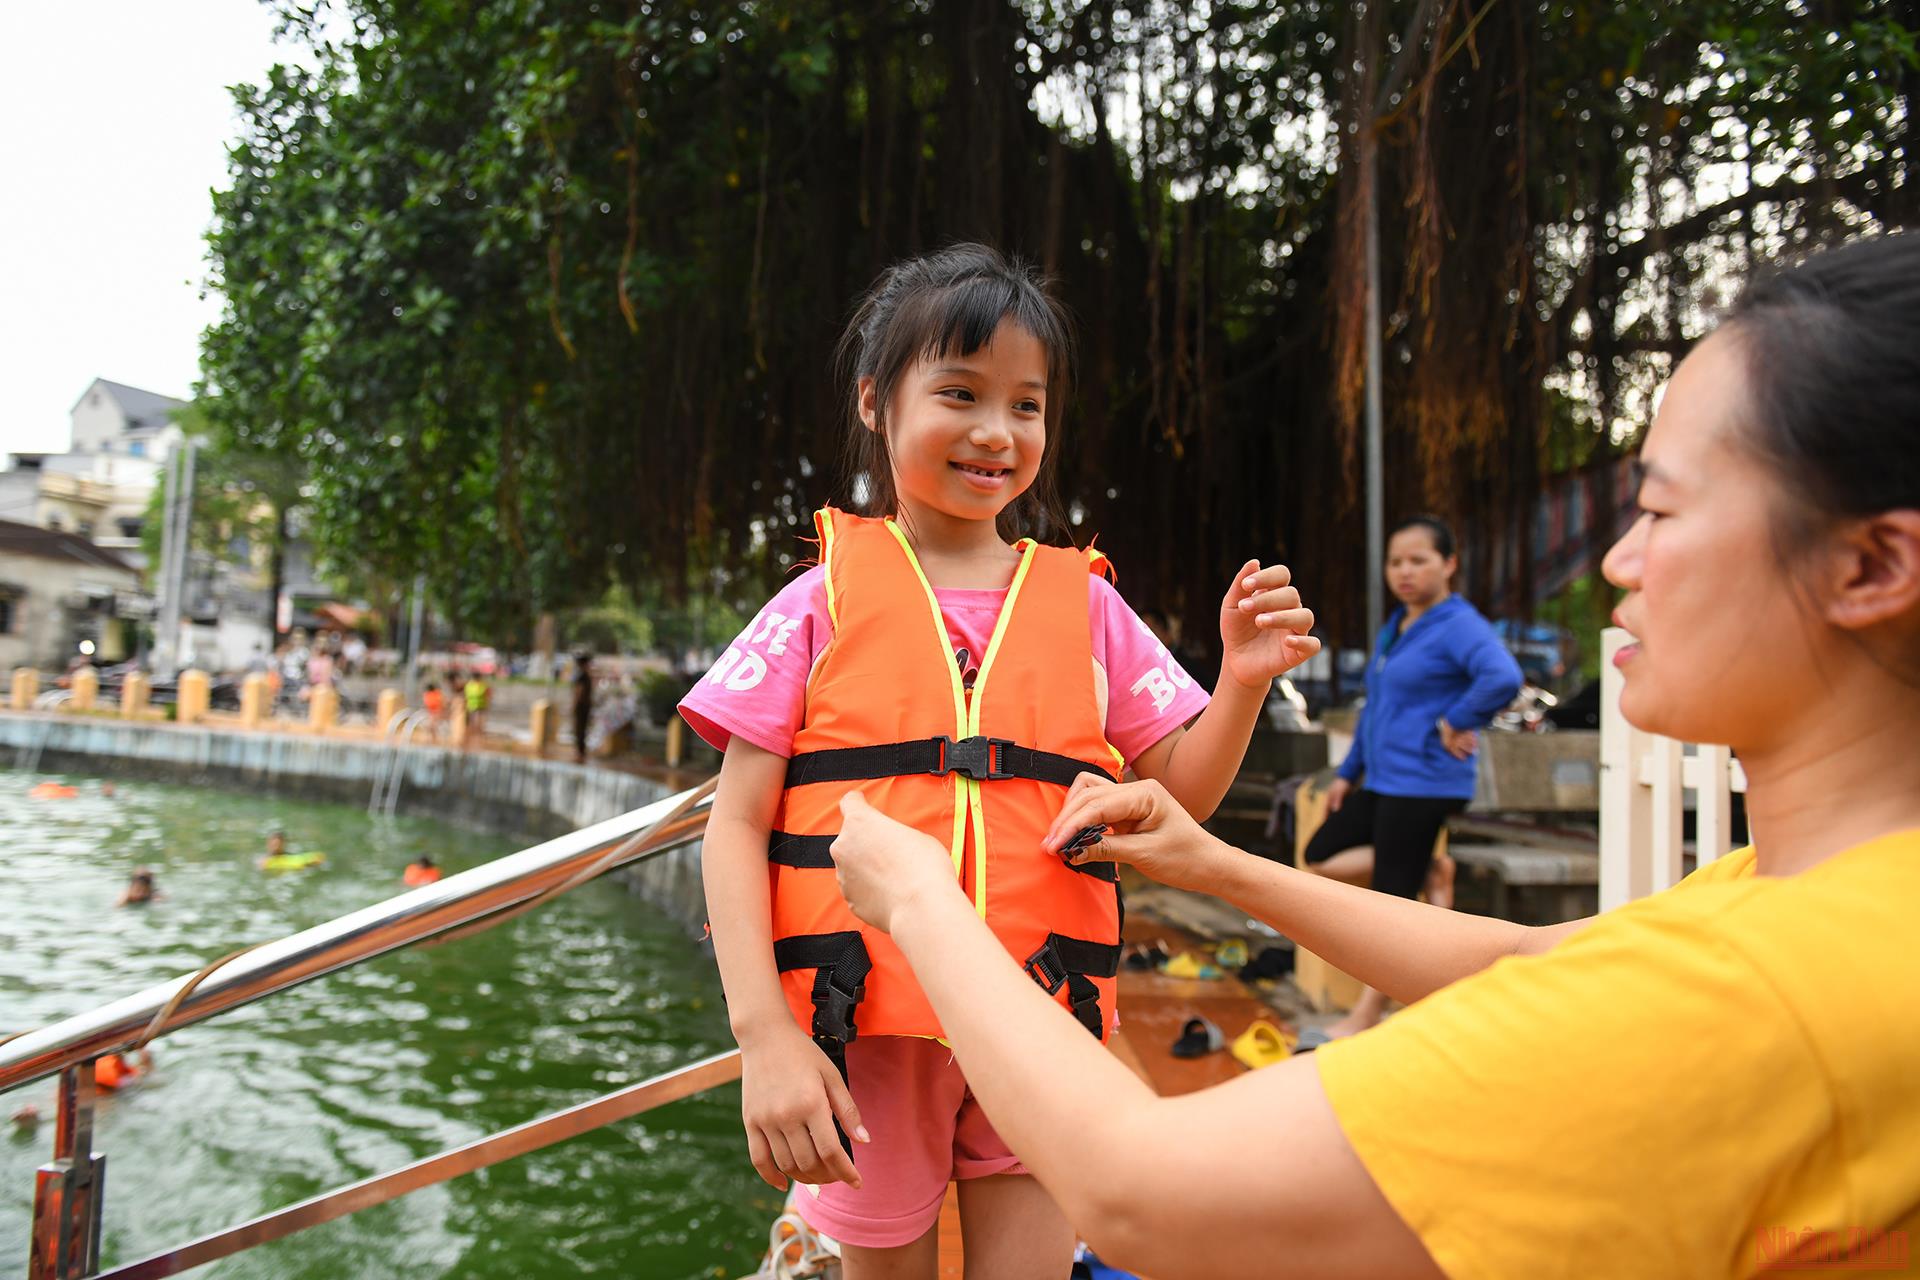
[0, 769, 778, 1278]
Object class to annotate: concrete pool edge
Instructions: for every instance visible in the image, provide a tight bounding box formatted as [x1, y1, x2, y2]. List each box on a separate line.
[0, 711, 711, 938]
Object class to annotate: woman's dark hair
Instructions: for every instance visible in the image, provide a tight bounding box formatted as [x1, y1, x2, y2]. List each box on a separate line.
[1724, 232, 1919, 526]
[834, 243, 1077, 543]
[1387, 514, 1457, 559]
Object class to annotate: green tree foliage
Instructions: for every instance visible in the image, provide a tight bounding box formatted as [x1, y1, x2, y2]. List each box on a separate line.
[202, 0, 1916, 648]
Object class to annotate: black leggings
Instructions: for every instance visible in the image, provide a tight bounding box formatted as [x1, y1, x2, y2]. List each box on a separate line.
[1303, 789, 1467, 901]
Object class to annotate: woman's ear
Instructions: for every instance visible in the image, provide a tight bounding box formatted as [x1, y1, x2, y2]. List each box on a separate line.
[857, 377, 880, 433]
[1824, 510, 1920, 632]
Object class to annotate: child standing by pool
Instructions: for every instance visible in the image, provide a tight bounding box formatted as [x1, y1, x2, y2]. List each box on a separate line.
[681, 244, 1318, 1277]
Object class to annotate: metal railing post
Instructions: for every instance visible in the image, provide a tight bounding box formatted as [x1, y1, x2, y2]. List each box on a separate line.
[30, 1064, 107, 1279]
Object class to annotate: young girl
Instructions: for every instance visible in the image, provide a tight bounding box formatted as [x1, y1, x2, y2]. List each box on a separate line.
[680, 243, 1317, 1277]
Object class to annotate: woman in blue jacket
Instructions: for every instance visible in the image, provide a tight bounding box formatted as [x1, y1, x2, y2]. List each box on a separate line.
[1302, 515, 1522, 1041]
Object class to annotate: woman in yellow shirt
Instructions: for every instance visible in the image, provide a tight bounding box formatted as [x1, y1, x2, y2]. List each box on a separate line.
[826, 230, 1920, 1278]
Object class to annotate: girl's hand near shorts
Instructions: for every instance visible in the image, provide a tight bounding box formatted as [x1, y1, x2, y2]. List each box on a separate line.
[1041, 774, 1231, 894]
[737, 1022, 869, 1191]
[1220, 559, 1322, 691]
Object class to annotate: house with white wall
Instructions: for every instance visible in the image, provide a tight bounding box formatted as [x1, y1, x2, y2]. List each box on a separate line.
[0, 519, 141, 670]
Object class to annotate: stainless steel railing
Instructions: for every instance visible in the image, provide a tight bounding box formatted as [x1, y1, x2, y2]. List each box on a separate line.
[2, 781, 723, 1279]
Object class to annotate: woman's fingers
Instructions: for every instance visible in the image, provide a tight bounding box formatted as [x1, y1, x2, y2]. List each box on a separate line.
[1046, 781, 1165, 851]
[1044, 773, 1117, 848]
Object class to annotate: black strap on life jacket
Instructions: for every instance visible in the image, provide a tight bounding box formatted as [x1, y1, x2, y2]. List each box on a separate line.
[785, 735, 1113, 789]
[767, 831, 837, 869]
[772, 930, 872, 1158]
[771, 828, 1118, 888]
[1023, 932, 1122, 1038]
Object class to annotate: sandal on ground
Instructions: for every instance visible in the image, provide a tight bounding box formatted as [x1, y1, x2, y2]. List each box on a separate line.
[1161, 951, 1223, 980]
[1170, 1016, 1225, 1058]
[1213, 938, 1250, 969]
[1123, 941, 1170, 971]
[1230, 1019, 1293, 1070]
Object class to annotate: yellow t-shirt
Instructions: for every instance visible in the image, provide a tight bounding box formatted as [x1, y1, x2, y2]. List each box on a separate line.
[1317, 832, 1920, 1278]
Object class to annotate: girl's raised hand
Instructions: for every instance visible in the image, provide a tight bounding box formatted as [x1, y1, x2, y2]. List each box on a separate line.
[1220, 558, 1321, 691]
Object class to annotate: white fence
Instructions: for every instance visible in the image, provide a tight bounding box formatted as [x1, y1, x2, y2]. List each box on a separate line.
[1598, 627, 1747, 910]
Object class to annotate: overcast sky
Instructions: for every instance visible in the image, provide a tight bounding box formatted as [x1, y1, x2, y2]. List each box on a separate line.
[0, 2, 297, 457]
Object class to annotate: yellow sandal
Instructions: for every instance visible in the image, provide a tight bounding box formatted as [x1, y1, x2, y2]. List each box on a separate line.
[1230, 1019, 1292, 1070]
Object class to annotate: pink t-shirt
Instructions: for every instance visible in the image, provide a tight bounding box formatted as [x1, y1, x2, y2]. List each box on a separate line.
[680, 563, 1207, 768]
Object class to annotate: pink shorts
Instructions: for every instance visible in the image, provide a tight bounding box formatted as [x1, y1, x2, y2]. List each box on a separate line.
[794, 1035, 1026, 1248]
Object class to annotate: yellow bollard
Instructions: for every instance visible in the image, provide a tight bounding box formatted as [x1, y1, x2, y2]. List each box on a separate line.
[11, 667, 38, 711]
[665, 713, 684, 767]
[308, 684, 339, 732]
[70, 667, 99, 712]
[176, 669, 211, 724]
[376, 688, 404, 733]
[121, 673, 150, 719]
[240, 673, 271, 728]
[530, 699, 553, 755]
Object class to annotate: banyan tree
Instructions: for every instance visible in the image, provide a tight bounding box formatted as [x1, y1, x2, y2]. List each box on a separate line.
[202, 0, 1917, 653]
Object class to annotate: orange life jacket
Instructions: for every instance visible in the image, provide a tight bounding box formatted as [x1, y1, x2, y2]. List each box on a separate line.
[95, 1053, 139, 1090]
[769, 508, 1126, 1092]
[403, 864, 442, 886]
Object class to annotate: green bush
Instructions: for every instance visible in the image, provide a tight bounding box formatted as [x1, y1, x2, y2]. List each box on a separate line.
[637, 669, 696, 727]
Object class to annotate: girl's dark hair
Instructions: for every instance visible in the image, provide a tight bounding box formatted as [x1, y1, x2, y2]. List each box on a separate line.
[1388, 514, 1457, 559]
[1724, 232, 1920, 525]
[834, 243, 1077, 543]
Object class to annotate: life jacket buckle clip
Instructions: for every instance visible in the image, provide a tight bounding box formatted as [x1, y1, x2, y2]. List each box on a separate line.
[936, 735, 1015, 781]
[810, 972, 865, 1044]
[1022, 941, 1068, 994]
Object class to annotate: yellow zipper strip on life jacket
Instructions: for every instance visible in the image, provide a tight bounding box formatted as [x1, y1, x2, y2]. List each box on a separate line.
[816, 508, 841, 632]
[964, 539, 1040, 920]
[883, 519, 971, 876]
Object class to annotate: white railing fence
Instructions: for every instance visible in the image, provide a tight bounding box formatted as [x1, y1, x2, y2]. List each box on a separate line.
[1598, 627, 1747, 910]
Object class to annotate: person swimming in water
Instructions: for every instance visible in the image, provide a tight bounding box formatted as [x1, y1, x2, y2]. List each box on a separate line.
[116, 867, 158, 906]
[257, 830, 289, 870]
[256, 830, 324, 872]
[402, 854, 442, 886]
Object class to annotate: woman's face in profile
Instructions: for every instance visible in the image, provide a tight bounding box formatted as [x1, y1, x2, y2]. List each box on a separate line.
[1603, 330, 1818, 752]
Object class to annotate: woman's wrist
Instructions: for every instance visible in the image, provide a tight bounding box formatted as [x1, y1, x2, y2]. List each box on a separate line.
[890, 874, 973, 956]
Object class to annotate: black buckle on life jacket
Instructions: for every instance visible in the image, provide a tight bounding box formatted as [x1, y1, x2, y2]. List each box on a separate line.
[936, 735, 1015, 781]
[1063, 973, 1104, 1038]
[810, 967, 865, 1045]
[1023, 941, 1069, 994]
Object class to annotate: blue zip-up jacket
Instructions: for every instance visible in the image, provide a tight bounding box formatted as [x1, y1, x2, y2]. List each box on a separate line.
[1336, 595, 1524, 800]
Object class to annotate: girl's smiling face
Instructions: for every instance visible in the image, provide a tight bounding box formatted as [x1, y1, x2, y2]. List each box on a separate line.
[858, 318, 1049, 530]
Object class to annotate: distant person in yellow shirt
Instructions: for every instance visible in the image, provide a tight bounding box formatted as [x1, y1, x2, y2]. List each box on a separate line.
[825, 231, 1920, 1277]
[462, 673, 491, 748]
